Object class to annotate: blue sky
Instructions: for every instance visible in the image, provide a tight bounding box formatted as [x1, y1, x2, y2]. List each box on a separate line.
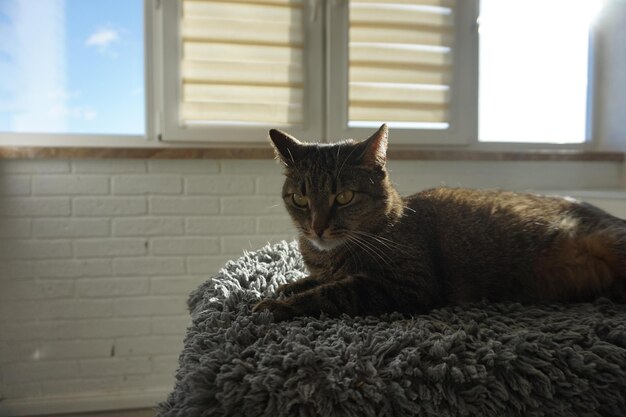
[0, 0, 145, 135]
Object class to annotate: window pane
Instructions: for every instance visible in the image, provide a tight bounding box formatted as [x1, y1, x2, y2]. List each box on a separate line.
[348, 1, 455, 130]
[0, 0, 145, 135]
[479, 0, 602, 143]
[179, 0, 304, 126]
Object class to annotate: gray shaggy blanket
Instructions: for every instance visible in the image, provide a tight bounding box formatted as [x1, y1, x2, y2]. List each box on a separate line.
[158, 241, 626, 417]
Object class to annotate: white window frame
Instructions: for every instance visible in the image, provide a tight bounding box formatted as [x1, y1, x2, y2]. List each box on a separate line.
[0, 0, 608, 151]
[159, 0, 325, 144]
[326, 0, 479, 146]
[473, 0, 599, 151]
[0, 0, 157, 148]
[158, 0, 480, 146]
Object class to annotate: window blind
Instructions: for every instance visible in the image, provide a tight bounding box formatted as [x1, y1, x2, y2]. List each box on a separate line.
[348, 0, 454, 127]
[180, 0, 304, 126]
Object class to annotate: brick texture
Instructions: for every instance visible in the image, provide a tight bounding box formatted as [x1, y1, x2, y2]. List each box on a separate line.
[1, 157, 624, 413]
[0, 159, 295, 408]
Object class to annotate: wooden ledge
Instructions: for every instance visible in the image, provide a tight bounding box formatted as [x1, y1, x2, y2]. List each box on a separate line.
[0, 146, 624, 162]
[0, 147, 274, 160]
[388, 149, 625, 162]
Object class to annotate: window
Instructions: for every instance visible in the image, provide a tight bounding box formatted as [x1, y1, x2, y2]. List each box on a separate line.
[0, 0, 145, 136]
[179, 1, 304, 125]
[0, 0, 613, 148]
[347, 2, 454, 130]
[162, 0, 477, 145]
[478, 0, 603, 144]
[161, 0, 324, 143]
[326, 0, 477, 145]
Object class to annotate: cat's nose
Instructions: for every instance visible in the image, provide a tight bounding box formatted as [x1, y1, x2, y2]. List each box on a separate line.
[311, 211, 329, 238]
[311, 218, 327, 237]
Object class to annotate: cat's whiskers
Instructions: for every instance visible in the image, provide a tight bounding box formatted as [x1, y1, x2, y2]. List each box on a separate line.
[345, 234, 385, 270]
[341, 234, 364, 271]
[351, 230, 411, 256]
[348, 244, 365, 271]
[345, 233, 396, 271]
[387, 199, 417, 214]
[347, 232, 405, 282]
[301, 227, 349, 251]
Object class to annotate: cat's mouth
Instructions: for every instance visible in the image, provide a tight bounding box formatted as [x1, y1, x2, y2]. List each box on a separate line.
[307, 235, 346, 251]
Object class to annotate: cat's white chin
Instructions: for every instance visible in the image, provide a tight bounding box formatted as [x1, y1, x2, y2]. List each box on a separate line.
[308, 237, 345, 251]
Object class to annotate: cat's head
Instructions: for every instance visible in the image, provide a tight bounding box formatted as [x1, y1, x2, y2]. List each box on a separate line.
[269, 124, 400, 252]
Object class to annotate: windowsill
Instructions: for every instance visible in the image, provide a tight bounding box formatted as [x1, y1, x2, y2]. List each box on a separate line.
[0, 146, 624, 162]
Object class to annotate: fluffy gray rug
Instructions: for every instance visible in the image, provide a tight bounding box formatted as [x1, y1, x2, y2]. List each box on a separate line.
[158, 241, 626, 417]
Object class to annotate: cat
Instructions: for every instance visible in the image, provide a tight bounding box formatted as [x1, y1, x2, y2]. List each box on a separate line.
[253, 124, 626, 322]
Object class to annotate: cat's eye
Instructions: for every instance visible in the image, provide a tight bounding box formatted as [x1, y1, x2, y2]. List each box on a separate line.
[335, 190, 354, 206]
[292, 193, 309, 208]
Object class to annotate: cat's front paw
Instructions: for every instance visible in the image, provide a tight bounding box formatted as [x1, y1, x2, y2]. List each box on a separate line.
[252, 299, 297, 322]
[276, 277, 320, 296]
[276, 282, 299, 296]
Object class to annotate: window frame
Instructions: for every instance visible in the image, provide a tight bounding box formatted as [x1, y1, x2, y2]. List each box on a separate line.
[326, 0, 479, 146]
[158, 0, 325, 144]
[475, 0, 599, 149]
[0, 0, 606, 151]
[0, 0, 156, 148]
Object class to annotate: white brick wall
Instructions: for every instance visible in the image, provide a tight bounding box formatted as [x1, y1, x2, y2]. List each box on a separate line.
[0, 157, 625, 415]
[0, 159, 296, 414]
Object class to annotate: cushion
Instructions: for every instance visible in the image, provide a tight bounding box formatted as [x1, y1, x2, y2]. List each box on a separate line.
[158, 241, 626, 417]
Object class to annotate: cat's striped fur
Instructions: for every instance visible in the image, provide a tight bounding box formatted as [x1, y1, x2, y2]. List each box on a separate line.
[253, 125, 626, 321]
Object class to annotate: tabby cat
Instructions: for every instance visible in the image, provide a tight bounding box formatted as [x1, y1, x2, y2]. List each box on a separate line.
[253, 124, 626, 322]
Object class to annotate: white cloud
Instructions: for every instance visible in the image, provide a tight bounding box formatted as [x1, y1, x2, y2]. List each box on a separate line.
[47, 88, 81, 100]
[49, 105, 97, 122]
[83, 110, 97, 121]
[85, 29, 119, 48]
[131, 87, 143, 97]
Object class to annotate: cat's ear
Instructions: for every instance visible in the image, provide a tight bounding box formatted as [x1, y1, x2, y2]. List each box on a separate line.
[356, 123, 388, 169]
[268, 129, 306, 166]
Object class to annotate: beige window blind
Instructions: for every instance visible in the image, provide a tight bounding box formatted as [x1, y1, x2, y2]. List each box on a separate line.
[180, 0, 304, 126]
[349, 0, 454, 127]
